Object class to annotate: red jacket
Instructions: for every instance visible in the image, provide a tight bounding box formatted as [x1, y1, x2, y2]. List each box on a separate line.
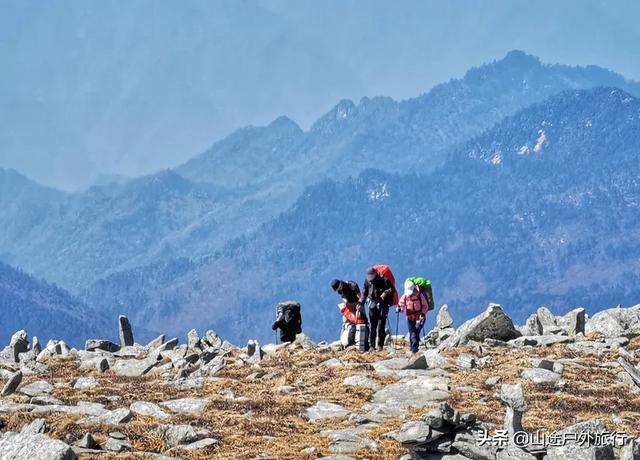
[339, 302, 367, 325]
[398, 288, 430, 322]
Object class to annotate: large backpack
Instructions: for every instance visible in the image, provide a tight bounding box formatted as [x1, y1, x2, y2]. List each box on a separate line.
[406, 277, 435, 311]
[276, 301, 302, 334]
[373, 264, 399, 305]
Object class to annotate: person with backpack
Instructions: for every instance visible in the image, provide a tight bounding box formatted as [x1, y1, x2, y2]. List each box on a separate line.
[331, 279, 369, 351]
[397, 278, 434, 354]
[272, 301, 302, 343]
[360, 266, 396, 351]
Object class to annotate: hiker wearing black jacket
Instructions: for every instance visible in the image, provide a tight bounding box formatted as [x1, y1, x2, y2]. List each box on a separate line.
[360, 267, 395, 350]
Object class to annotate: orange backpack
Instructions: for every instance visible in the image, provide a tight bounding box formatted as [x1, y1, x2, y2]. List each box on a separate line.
[373, 264, 399, 305]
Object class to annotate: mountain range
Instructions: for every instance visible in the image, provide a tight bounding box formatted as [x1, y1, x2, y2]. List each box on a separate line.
[2, 51, 640, 344]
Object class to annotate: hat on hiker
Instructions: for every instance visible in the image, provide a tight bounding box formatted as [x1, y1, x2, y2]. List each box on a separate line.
[366, 267, 378, 281]
[404, 280, 416, 297]
[330, 279, 341, 291]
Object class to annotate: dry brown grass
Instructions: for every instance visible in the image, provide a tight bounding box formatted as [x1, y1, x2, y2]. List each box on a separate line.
[6, 342, 638, 459]
[446, 345, 640, 435]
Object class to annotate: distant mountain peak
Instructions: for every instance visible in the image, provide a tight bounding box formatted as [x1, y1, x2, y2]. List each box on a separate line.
[310, 99, 357, 133]
[268, 115, 302, 133]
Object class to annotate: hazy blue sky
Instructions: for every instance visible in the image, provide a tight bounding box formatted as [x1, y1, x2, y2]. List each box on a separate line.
[1, 0, 639, 190]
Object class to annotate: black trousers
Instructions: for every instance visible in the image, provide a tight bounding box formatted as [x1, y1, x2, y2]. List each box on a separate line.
[369, 307, 387, 349]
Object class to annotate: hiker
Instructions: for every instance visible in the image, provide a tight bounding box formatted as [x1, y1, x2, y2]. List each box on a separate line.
[272, 301, 302, 343]
[360, 266, 396, 351]
[397, 278, 433, 354]
[331, 279, 369, 351]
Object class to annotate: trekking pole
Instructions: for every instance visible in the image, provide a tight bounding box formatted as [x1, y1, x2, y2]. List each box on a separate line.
[394, 309, 400, 355]
[386, 317, 394, 354]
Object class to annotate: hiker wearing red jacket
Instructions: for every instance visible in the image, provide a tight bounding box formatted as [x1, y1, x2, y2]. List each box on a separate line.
[398, 279, 432, 354]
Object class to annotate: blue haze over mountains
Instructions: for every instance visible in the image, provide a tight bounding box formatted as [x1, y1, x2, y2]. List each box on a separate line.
[2, 51, 640, 345]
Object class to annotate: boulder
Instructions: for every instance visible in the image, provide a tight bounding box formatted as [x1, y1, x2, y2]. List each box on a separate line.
[160, 398, 209, 415]
[179, 438, 219, 450]
[156, 424, 199, 447]
[7, 330, 29, 362]
[586, 305, 640, 338]
[73, 377, 98, 390]
[0, 432, 76, 459]
[621, 437, 640, 460]
[562, 308, 586, 336]
[519, 313, 542, 336]
[618, 358, 640, 389]
[343, 375, 380, 390]
[20, 380, 53, 397]
[456, 353, 477, 369]
[80, 408, 133, 425]
[546, 419, 615, 460]
[187, 329, 201, 350]
[75, 433, 99, 449]
[521, 368, 561, 385]
[118, 315, 134, 347]
[21, 418, 47, 435]
[130, 401, 169, 419]
[111, 355, 159, 377]
[85, 340, 120, 353]
[444, 304, 520, 347]
[536, 306, 562, 334]
[500, 384, 527, 435]
[1, 370, 23, 396]
[303, 401, 349, 421]
[437, 305, 454, 329]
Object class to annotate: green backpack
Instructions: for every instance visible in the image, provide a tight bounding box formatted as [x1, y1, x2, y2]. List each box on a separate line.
[406, 277, 435, 311]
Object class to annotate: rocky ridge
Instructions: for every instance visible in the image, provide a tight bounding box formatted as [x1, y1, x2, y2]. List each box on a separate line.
[0, 304, 639, 459]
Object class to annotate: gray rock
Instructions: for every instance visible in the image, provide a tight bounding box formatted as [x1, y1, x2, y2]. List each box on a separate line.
[437, 305, 454, 329]
[118, 315, 134, 347]
[621, 437, 640, 460]
[146, 335, 165, 349]
[102, 437, 130, 452]
[247, 339, 265, 363]
[199, 355, 226, 376]
[8, 330, 30, 363]
[274, 385, 295, 394]
[130, 401, 169, 419]
[618, 358, 640, 388]
[452, 439, 497, 460]
[32, 336, 42, 355]
[456, 353, 477, 369]
[322, 358, 344, 368]
[20, 380, 53, 397]
[303, 401, 349, 421]
[324, 429, 379, 453]
[156, 424, 199, 447]
[563, 308, 586, 336]
[85, 339, 120, 353]
[373, 376, 449, 409]
[403, 354, 429, 370]
[111, 356, 159, 377]
[203, 330, 223, 349]
[73, 377, 98, 390]
[546, 419, 615, 460]
[343, 375, 380, 390]
[80, 408, 133, 425]
[2, 370, 23, 396]
[391, 421, 440, 445]
[21, 418, 47, 434]
[521, 368, 561, 385]
[187, 329, 201, 350]
[445, 304, 520, 347]
[586, 305, 640, 338]
[485, 376, 501, 387]
[536, 306, 559, 334]
[160, 397, 209, 415]
[75, 433, 99, 449]
[180, 438, 219, 450]
[30, 395, 64, 406]
[0, 432, 77, 459]
[520, 313, 543, 336]
[500, 384, 527, 435]
[509, 335, 572, 347]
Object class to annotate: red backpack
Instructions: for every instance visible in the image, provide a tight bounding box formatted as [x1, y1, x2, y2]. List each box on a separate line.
[373, 264, 399, 305]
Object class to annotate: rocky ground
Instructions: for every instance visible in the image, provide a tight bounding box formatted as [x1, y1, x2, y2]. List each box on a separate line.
[1, 304, 640, 459]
